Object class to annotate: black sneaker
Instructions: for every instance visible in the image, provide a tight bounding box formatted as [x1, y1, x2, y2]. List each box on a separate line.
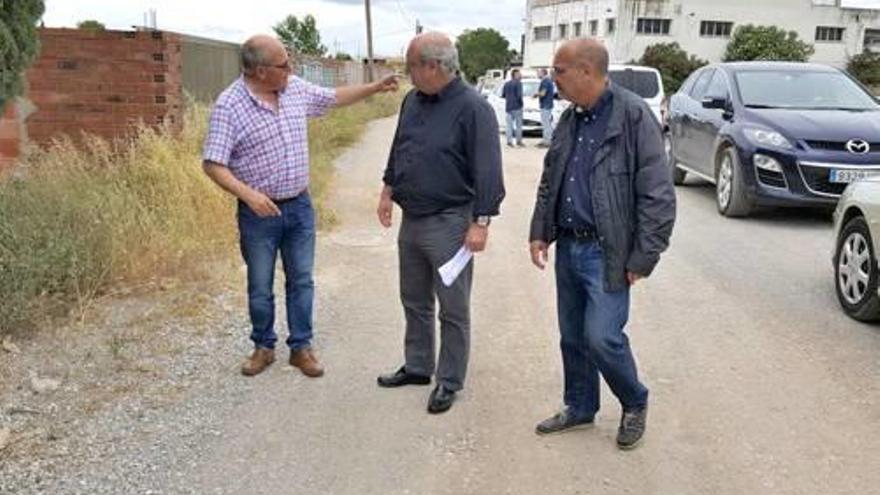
[535, 407, 594, 435]
[616, 405, 647, 450]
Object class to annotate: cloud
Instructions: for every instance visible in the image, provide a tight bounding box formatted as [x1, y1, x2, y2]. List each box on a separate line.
[42, 0, 525, 56]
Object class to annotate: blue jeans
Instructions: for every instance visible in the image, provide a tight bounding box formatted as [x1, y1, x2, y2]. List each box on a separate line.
[540, 108, 554, 145]
[237, 193, 315, 351]
[505, 110, 523, 145]
[554, 236, 648, 420]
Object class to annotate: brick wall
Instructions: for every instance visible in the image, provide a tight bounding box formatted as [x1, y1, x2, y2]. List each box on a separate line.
[0, 103, 20, 173]
[24, 28, 184, 146]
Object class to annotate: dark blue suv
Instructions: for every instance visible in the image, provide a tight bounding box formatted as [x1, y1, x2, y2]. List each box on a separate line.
[667, 61, 880, 217]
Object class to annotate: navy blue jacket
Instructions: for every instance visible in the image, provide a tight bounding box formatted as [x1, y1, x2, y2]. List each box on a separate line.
[529, 83, 676, 290]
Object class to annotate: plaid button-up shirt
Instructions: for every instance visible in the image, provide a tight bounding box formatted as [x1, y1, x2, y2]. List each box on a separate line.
[202, 76, 336, 200]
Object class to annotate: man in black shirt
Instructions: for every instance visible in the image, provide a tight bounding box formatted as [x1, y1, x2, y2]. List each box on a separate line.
[376, 32, 505, 414]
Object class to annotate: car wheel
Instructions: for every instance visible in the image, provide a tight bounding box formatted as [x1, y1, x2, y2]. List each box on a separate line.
[715, 147, 752, 217]
[835, 216, 880, 321]
[665, 133, 686, 185]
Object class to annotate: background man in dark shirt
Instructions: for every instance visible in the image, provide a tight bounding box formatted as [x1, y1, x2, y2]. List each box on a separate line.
[376, 32, 505, 414]
[529, 39, 675, 449]
[535, 68, 556, 148]
[501, 69, 524, 147]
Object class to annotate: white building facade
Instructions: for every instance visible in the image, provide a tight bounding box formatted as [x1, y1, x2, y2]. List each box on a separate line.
[523, 0, 880, 69]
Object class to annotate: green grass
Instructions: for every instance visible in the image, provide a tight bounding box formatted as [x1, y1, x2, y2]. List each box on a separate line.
[0, 90, 402, 335]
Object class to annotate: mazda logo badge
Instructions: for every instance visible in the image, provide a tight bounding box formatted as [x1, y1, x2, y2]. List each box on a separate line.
[846, 139, 870, 154]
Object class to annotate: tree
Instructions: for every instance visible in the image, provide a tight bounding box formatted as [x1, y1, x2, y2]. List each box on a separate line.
[723, 24, 814, 62]
[456, 28, 511, 83]
[0, 0, 45, 111]
[76, 20, 105, 32]
[847, 51, 880, 89]
[636, 42, 708, 93]
[334, 52, 353, 61]
[273, 14, 326, 57]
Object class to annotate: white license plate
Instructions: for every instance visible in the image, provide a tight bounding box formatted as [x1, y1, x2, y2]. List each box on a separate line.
[829, 169, 880, 183]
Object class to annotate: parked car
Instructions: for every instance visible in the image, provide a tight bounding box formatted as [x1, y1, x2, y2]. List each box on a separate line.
[486, 65, 664, 138]
[667, 61, 880, 217]
[833, 178, 880, 321]
[608, 64, 665, 126]
[487, 77, 567, 136]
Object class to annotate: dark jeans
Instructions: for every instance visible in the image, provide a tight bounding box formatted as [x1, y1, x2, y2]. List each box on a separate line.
[237, 193, 315, 351]
[555, 236, 648, 420]
[398, 207, 472, 391]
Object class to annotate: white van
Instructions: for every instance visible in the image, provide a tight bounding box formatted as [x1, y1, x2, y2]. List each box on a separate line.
[607, 64, 665, 126]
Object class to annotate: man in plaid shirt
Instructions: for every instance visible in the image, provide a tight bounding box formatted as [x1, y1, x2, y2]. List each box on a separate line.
[202, 34, 398, 377]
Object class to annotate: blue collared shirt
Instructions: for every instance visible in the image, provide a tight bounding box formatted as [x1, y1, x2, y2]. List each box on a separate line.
[556, 89, 614, 230]
[383, 78, 505, 217]
[502, 79, 523, 112]
[538, 77, 555, 110]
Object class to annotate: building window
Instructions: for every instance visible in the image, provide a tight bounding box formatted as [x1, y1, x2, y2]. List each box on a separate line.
[573, 22, 582, 37]
[700, 21, 733, 37]
[590, 20, 598, 36]
[558, 23, 568, 39]
[636, 18, 671, 35]
[816, 26, 844, 42]
[607, 18, 616, 34]
[534, 26, 551, 41]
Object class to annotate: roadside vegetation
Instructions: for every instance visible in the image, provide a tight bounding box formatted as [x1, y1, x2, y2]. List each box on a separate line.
[0, 90, 403, 335]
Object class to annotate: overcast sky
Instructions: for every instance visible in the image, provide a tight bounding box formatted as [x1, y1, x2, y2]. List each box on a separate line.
[43, 0, 527, 57]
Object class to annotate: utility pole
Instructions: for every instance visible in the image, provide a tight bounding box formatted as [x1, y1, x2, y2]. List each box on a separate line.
[416, 19, 423, 35]
[364, 0, 375, 82]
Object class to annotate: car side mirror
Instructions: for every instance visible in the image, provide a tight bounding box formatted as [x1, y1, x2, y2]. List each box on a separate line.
[701, 96, 728, 110]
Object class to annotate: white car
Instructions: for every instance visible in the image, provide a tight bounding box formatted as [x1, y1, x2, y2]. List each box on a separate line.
[607, 64, 665, 125]
[487, 78, 567, 135]
[487, 65, 665, 136]
[833, 177, 880, 321]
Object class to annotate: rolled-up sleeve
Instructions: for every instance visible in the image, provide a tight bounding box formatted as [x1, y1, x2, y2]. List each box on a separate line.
[467, 101, 505, 216]
[202, 103, 236, 166]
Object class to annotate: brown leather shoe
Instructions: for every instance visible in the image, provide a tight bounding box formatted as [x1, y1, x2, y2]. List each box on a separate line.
[289, 347, 324, 377]
[241, 348, 275, 376]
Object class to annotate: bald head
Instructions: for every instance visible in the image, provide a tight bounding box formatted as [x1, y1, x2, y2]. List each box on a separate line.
[559, 38, 609, 76]
[241, 34, 286, 75]
[552, 38, 609, 107]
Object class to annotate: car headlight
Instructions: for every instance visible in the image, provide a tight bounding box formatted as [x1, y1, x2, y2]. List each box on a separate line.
[753, 153, 783, 173]
[743, 128, 793, 149]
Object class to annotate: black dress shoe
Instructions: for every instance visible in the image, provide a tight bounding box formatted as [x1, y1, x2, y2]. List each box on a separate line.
[427, 385, 456, 414]
[377, 366, 431, 388]
[616, 405, 648, 450]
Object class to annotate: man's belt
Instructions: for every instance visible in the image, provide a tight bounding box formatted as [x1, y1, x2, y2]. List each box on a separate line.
[558, 226, 598, 240]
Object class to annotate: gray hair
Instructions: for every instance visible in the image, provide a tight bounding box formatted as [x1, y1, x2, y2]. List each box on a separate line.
[240, 40, 272, 75]
[420, 42, 460, 75]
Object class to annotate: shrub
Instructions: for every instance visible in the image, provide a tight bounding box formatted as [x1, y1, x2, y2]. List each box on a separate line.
[723, 25, 815, 62]
[636, 42, 708, 94]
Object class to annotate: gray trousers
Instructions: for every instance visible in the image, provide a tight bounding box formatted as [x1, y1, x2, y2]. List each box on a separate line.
[398, 207, 473, 391]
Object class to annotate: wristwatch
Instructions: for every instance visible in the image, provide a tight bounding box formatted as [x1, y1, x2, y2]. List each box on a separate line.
[474, 215, 491, 227]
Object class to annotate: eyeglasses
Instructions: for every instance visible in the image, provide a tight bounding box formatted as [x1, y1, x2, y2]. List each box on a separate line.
[264, 60, 292, 71]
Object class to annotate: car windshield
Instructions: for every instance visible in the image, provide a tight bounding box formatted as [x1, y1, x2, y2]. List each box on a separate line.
[521, 81, 540, 97]
[609, 70, 660, 98]
[735, 70, 879, 110]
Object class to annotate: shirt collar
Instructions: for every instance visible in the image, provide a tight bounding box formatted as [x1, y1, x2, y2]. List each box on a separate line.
[575, 85, 612, 120]
[239, 75, 290, 110]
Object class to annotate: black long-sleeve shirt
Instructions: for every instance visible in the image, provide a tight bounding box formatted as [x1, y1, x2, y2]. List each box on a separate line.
[382, 78, 505, 218]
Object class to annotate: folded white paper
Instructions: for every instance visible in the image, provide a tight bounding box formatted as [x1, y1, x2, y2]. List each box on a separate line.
[438, 245, 473, 287]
